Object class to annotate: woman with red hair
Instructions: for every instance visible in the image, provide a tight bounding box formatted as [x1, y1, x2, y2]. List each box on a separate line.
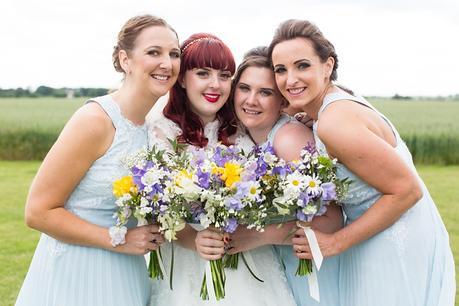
[147, 33, 296, 306]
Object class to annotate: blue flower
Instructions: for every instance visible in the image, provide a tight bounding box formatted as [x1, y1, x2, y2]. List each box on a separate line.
[296, 210, 313, 222]
[223, 218, 238, 233]
[256, 157, 268, 177]
[225, 197, 245, 211]
[298, 192, 310, 208]
[321, 182, 336, 201]
[234, 181, 250, 198]
[197, 169, 210, 189]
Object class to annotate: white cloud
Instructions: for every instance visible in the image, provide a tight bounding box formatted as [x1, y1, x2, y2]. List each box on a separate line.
[1, 0, 458, 96]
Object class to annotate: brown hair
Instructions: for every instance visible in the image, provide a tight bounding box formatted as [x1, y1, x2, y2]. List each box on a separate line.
[112, 15, 178, 73]
[232, 46, 272, 89]
[268, 19, 339, 81]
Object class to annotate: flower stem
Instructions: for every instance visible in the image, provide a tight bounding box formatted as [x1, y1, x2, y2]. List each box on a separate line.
[148, 249, 164, 280]
[295, 258, 313, 276]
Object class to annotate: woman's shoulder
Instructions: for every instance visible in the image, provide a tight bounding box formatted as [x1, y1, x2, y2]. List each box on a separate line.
[275, 121, 313, 143]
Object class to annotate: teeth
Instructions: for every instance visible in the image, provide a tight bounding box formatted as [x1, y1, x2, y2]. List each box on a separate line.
[152, 74, 169, 81]
[288, 87, 305, 94]
[244, 109, 261, 115]
[204, 94, 219, 98]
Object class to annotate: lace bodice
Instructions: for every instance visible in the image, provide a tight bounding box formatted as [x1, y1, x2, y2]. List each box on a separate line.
[65, 95, 148, 228]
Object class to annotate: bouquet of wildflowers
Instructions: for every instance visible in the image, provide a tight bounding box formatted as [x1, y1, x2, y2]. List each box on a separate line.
[272, 144, 348, 276]
[182, 144, 271, 300]
[221, 144, 287, 274]
[112, 141, 192, 283]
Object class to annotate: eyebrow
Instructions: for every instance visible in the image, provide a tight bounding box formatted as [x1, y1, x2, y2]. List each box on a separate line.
[146, 45, 180, 52]
[238, 82, 275, 92]
[294, 59, 310, 64]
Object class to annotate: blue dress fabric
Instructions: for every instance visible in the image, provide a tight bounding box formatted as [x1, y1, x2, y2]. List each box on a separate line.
[263, 113, 342, 306]
[15, 95, 152, 306]
[313, 91, 456, 306]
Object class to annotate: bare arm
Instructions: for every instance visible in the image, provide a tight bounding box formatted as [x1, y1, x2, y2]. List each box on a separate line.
[294, 101, 422, 258]
[25, 103, 161, 255]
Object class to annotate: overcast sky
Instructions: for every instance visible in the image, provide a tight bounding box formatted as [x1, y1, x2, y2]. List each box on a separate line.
[1, 0, 458, 96]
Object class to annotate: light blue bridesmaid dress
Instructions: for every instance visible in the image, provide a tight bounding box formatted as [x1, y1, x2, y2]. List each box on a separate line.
[263, 113, 342, 306]
[15, 95, 152, 306]
[313, 91, 456, 306]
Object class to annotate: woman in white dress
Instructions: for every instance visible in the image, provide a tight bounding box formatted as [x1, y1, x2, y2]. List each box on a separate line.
[147, 33, 296, 306]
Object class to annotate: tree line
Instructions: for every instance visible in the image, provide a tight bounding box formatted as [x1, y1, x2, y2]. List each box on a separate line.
[0, 86, 108, 98]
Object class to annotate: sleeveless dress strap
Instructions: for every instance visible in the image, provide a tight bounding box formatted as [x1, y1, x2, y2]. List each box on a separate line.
[86, 95, 124, 129]
[318, 90, 401, 142]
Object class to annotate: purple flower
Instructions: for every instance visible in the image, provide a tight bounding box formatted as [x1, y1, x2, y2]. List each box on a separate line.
[256, 157, 268, 177]
[190, 148, 206, 167]
[197, 169, 210, 189]
[272, 165, 291, 177]
[303, 142, 317, 154]
[189, 202, 205, 222]
[234, 182, 250, 198]
[131, 166, 146, 189]
[241, 162, 257, 181]
[321, 182, 336, 201]
[223, 218, 238, 233]
[263, 144, 276, 155]
[296, 210, 313, 222]
[298, 192, 310, 208]
[213, 147, 228, 167]
[149, 183, 163, 197]
[225, 197, 245, 211]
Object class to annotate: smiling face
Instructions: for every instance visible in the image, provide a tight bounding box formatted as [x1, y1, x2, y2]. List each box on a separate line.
[234, 66, 285, 142]
[123, 25, 180, 99]
[182, 67, 232, 124]
[271, 37, 334, 117]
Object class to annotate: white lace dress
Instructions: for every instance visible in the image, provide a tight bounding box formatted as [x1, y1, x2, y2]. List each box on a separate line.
[146, 111, 296, 306]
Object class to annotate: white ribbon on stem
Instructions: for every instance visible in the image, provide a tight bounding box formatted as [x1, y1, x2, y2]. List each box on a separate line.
[296, 221, 323, 302]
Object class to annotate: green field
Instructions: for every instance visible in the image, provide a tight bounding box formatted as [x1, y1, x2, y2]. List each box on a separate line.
[0, 98, 84, 160]
[372, 99, 459, 164]
[0, 161, 458, 305]
[1, 97, 459, 163]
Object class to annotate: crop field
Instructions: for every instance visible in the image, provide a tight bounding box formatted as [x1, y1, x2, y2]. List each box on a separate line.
[1, 97, 458, 163]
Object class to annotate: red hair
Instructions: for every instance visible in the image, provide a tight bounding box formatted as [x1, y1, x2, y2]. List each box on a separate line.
[163, 33, 237, 148]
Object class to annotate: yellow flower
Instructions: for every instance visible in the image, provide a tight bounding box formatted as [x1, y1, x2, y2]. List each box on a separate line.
[113, 175, 137, 198]
[220, 162, 242, 188]
[175, 169, 193, 187]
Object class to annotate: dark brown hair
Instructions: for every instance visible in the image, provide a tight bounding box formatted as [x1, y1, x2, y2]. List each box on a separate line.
[268, 19, 339, 81]
[112, 15, 178, 73]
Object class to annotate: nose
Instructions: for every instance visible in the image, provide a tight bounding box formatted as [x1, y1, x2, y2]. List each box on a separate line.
[159, 55, 172, 71]
[244, 91, 257, 106]
[286, 69, 298, 87]
[208, 73, 221, 89]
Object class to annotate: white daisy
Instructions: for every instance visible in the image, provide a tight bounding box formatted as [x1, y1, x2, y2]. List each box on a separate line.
[305, 175, 322, 197]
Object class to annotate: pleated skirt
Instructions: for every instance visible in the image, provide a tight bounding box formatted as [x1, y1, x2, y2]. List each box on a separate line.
[16, 234, 151, 306]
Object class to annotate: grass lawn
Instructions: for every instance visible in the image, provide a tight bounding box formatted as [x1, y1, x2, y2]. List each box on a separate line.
[0, 161, 458, 305]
